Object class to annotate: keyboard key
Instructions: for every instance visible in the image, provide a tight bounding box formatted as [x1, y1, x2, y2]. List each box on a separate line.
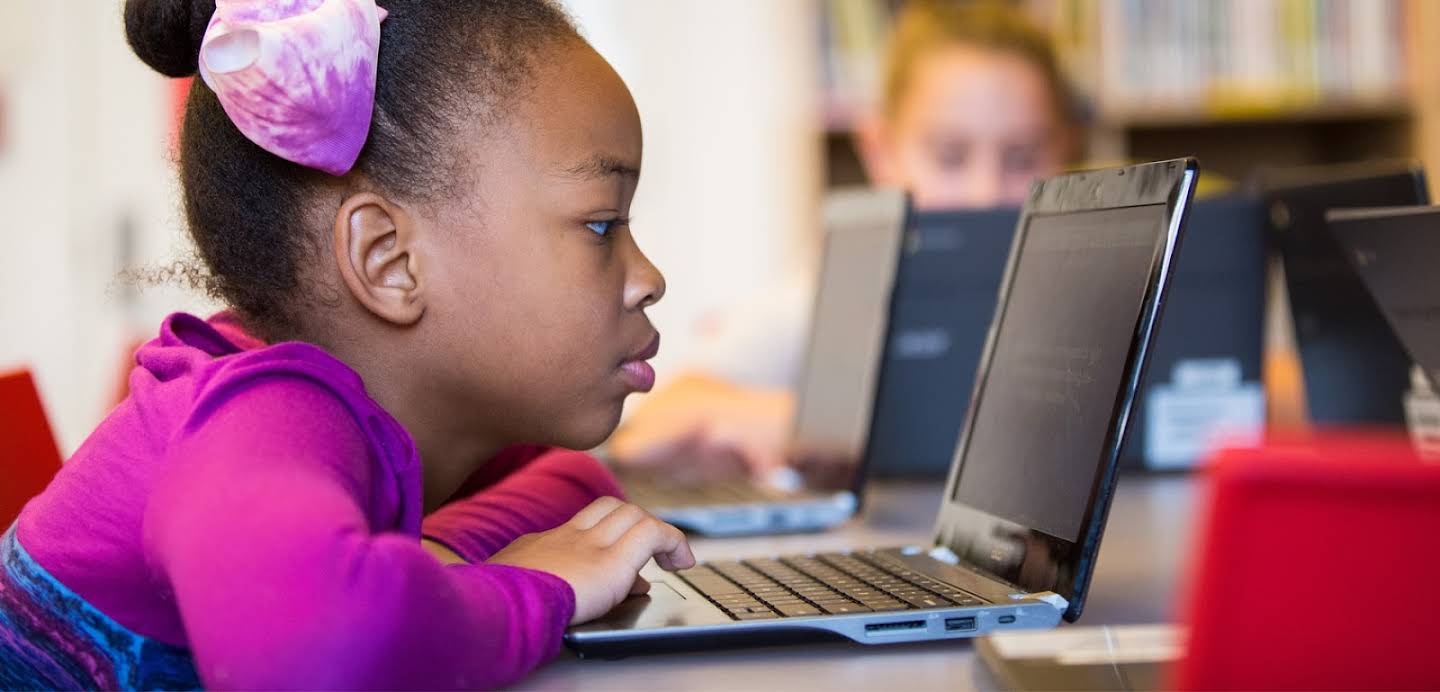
[858, 601, 905, 611]
[735, 611, 779, 620]
[775, 603, 822, 617]
[819, 603, 872, 615]
[683, 554, 989, 622]
[896, 593, 948, 609]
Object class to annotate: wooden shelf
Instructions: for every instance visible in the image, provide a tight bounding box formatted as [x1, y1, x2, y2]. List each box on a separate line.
[1097, 98, 1412, 129]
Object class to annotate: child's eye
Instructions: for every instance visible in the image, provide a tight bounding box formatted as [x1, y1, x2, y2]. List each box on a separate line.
[585, 217, 629, 239]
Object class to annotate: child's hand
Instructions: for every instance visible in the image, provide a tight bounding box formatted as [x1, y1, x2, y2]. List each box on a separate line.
[486, 496, 696, 624]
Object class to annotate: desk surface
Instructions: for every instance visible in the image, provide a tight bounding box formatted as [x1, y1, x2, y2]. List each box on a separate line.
[528, 474, 1199, 691]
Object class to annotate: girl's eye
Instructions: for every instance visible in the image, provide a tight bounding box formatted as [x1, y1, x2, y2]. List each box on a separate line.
[586, 220, 614, 236]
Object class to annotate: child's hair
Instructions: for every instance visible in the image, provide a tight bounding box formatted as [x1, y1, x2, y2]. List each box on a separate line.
[881, 0, 1081, 125]
[123, 0, 579, 341]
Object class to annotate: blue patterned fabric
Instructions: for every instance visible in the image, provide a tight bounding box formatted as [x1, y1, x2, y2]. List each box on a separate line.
[0, 525, 201, 689]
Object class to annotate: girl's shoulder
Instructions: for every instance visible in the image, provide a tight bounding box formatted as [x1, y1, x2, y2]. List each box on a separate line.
[125, 311, 419, 480]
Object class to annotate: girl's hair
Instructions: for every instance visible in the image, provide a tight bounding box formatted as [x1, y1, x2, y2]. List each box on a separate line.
[123, 0, 579, 341]
[881, 0, 1081, 125]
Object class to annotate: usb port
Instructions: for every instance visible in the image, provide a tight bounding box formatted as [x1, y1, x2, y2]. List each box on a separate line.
[944, 616, 977, 631]
[865, 620, 926, 636]
[998, 615, 1016, 624]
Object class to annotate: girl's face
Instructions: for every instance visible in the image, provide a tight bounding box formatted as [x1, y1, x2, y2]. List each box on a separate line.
[869, 44, 1071, 209]
[421, 40, 663, 450]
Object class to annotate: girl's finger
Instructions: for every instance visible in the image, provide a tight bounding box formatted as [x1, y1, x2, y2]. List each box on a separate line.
[566, 495, 626, 530]
[587, 502, 652, 544]
[619, 518, 695, 572]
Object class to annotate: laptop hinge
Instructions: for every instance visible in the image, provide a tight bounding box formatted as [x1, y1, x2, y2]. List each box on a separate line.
[914, 544, 1067, 613]
[1008, 591, 1069, 613]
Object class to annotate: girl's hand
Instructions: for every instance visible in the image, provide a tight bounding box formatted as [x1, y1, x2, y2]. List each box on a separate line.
[486, 496, 696, 624]
[609, 372, 795, 482]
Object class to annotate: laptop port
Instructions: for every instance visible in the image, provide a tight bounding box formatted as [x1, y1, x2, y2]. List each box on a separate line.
[998, 615, 1016, 624]
[944, 616, 977, 632]
[865, 620, 926, 636]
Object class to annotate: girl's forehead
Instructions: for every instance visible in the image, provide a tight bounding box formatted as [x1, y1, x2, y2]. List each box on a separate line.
[512, 42, 643, 172]
[897, 47, 1059, 135]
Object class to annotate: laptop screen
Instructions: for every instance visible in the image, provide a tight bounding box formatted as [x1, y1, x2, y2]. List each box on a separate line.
[948, 205, 1166, 540]
[932, 158, 1196, 622]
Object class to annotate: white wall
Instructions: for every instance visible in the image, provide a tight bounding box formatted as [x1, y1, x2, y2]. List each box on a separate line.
[0, 1, 823, 452]
[564, 0, 825, 385]
[0, 1, 211, 454]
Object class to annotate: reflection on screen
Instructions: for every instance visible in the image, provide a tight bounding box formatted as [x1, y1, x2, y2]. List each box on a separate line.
[950, 205, 1165, 541]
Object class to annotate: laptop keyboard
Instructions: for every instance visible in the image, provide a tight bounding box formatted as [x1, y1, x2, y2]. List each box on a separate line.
[677, 551, 987, 620]
[621, 477, 777, 508]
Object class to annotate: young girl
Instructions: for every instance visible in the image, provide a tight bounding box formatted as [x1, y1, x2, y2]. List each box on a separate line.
[0, 0, 693, 687]
[610, 0, 1082, 478]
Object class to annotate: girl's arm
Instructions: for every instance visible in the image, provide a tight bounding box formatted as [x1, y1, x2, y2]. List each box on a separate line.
[421, 447, 625, 563]
[144, 377, 573, 689]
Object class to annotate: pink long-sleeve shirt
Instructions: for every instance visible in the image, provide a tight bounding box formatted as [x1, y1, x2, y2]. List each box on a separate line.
[10, 312, 623, 688]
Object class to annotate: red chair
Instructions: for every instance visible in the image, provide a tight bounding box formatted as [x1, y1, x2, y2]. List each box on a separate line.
[0, 369, 63, 527]
[1175, 432, 1440, 690]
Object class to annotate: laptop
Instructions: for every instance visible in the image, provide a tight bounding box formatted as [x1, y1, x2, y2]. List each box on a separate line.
[1116, 193, 1267, 470]
[566, 158, 1199, 658]
[1261, 163, 1429, 425]
[1326, 205, 1440, 389]
[868, 195, 1266, 476]
[616, 189, 908, 536]
[863, 207, 1019, 479]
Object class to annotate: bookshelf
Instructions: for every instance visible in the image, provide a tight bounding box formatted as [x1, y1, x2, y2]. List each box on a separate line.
[821, 0, 1432, 187]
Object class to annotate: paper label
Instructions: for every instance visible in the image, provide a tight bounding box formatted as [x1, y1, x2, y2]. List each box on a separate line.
[1404, 389, 1440, 461]
[1145, 358, 1265, 470]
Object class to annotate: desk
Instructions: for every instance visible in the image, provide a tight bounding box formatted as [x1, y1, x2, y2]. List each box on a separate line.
[527, 474, 1199, 691]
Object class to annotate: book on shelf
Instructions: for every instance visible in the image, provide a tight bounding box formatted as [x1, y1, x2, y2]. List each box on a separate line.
[818, 0, 1410, 131]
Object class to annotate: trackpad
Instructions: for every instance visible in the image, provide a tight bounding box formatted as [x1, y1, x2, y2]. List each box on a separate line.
[571, 579, 730, 633]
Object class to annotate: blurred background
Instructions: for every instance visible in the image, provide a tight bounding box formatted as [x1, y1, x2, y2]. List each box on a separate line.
[3, 0, 1439, 455]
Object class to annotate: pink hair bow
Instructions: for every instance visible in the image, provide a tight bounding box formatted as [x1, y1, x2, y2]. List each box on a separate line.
[197, 0, 387, 176]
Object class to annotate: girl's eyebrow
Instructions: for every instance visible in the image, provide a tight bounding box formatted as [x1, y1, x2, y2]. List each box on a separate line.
[560, 153, 640, 181]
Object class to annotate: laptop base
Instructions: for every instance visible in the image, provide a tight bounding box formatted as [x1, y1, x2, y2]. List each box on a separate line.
[651, 492, 857, 537]
[565, 547, 1066, 659]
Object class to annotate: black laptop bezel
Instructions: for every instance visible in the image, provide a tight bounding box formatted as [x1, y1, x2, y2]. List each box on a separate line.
[1259, 162, 1428, 425]
[930, 159, 1199, 622]
[1326, 204, 1440, 385]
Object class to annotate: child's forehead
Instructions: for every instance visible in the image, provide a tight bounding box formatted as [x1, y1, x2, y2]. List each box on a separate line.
[505, 44, 643, 169]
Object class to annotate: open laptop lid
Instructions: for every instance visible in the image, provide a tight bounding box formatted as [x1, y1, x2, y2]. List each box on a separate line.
[861, 206, 1020, 478]
[789, 188, 908, 494]
[1261, 162, 1428, 424]
[1116, 193, 1267, 470]
[1326, 205, 1440, 389]
[931, 159, 1199, 622]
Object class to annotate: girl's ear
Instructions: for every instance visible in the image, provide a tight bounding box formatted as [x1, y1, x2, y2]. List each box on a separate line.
[332, 192, 427, 326]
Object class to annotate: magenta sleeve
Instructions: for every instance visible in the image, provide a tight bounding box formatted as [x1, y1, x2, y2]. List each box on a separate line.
[421, 448, 625, 563]
[142, 377, 575, 688]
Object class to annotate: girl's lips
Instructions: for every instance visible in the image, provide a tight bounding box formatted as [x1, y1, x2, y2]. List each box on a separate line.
[619, 359, 656, 392]
[619, 332, 660, 392]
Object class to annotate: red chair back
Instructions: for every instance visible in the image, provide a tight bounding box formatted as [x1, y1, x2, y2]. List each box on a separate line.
[1175, 432, 1440, 690]
[0, 369, 63, 526]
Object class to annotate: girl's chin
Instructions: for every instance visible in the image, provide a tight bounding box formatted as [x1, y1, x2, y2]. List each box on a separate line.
[552, 404, 625, 451]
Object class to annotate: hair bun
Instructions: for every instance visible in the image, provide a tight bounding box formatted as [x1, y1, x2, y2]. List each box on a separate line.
[123, 0, 216, 78]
